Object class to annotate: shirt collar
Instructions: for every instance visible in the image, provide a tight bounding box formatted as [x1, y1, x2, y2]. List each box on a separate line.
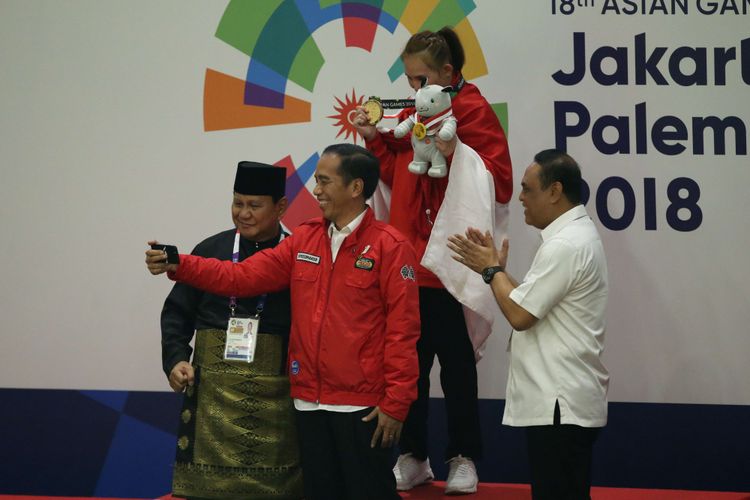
[328, 207, 368, 239]
[239, 225, 285, 250]
[541, 204, 588, 241]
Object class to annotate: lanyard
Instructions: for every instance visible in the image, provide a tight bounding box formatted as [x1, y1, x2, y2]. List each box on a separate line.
[229, 230, 285, 318]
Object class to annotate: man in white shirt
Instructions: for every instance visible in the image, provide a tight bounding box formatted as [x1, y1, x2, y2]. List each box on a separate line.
[448, 149, 608, 500]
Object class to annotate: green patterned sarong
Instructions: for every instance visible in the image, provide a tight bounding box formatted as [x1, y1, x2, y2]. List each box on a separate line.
[172, 329, 302, 500]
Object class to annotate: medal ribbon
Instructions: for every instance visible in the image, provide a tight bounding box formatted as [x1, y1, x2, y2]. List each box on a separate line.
[420, 108, 454, 134]
[379, 75, 464, 119]
[378, 98, 415, 110]
[377, 98, 415, 120]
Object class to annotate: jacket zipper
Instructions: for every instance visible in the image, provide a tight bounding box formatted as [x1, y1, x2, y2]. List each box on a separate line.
[316, 247, 335, 404]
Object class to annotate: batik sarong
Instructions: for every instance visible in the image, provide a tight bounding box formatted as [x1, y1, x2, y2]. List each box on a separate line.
[172, 329, 302, 499]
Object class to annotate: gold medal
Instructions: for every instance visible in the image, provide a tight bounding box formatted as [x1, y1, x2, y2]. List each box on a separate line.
[413, 122, 427, 140]
[363, 97, 383, 125]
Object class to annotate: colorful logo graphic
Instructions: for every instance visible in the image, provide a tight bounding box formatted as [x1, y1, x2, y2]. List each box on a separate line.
[204, 0, 506, 228]
[328, 89, 365, 144]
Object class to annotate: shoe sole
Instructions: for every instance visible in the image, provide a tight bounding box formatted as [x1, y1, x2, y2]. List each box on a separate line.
[396, 473, 435, 491]
[445, 485, 478, 495]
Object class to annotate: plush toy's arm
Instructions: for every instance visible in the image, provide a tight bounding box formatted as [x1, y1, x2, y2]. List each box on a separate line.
[437, 116, 457, 141]
[393, 116, 415, 139]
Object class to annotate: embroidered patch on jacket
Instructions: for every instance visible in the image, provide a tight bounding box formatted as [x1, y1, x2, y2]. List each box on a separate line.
[296, 252, 321, 265]
[400, 265, 416, 281]
[291, 360, 300, 375]
[355, 257, 375, 271]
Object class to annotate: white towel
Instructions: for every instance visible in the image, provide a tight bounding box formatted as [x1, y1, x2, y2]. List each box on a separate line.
[421, 140, 509, 360]
[368, 180, 392, 223]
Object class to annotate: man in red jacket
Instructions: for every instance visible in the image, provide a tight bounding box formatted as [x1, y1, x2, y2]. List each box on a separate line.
[146, 144, 420, 500]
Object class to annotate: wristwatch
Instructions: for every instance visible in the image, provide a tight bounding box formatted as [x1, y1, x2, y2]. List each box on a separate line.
[481, 265, 504, 284]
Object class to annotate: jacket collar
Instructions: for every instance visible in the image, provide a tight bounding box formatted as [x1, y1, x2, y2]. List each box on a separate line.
[328, 206, 373, 249]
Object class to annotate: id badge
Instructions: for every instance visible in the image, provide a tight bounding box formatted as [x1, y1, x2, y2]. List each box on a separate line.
[224, 315, 259, 363]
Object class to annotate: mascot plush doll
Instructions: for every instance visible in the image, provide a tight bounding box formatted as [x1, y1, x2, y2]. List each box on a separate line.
[393, 84, 457, 178]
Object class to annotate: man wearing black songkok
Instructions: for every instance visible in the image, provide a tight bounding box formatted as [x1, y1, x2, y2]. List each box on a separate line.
[160, 161, 302, 499]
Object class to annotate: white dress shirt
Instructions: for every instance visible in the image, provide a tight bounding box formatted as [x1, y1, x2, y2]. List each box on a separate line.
[503, 204, 609, 428]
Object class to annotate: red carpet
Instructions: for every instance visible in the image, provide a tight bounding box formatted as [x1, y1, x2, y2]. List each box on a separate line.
[2, 487, 749, 499]
[399, 482, 750, 499]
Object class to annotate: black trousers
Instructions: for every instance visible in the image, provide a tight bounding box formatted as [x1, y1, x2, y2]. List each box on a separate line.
[525, 402, 601, 500]
[295, 408, 399, 500]
[399, 287, 482, 460]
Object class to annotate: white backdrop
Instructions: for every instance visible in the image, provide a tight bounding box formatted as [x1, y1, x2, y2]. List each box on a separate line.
[1, 0, 748, 405]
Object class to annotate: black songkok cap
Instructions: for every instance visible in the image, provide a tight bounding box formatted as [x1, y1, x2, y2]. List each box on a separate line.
[233, 161, 287, 198]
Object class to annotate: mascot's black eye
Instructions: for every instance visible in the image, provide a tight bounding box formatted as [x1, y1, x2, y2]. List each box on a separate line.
[430, 99, 434, 103]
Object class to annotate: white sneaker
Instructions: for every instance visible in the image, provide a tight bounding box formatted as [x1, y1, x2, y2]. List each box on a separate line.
[445, 455, 478, 495]
[393, 453, 434, 491]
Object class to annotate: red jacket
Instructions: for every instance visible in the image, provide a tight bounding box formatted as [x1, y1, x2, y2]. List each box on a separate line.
[365, 80, 513, 288]
[170, 208, 420, 421]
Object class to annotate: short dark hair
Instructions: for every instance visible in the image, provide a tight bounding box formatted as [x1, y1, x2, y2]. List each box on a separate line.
[533, 149, 583, 205]
[322, 144, 380, 199]
[401, 26, 465, 74]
